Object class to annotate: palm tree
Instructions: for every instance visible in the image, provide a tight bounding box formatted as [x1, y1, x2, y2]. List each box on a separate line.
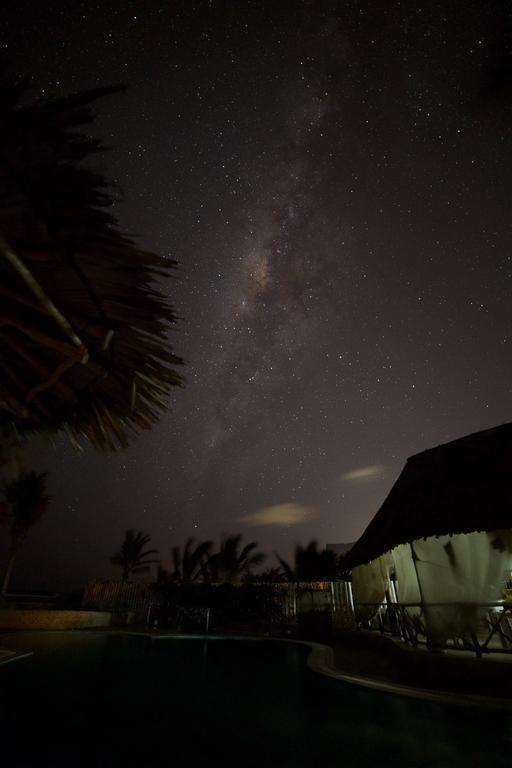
[249, 566, 286, 583]
[208, 535, 266, 585]
[277, 540, 339, 582]
[170, 537, 213, 583]
[0, 70, 183, 456]
[275, 555, 297, 582]
[1, 471, 51, 595]
[110, 529, 159, 581]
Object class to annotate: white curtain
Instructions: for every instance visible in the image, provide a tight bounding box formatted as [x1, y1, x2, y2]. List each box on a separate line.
[352, 554, 392, 621]
[391, 543, 421, 603]
[390, 529, 512, 643]
[352, 530, 512, 642]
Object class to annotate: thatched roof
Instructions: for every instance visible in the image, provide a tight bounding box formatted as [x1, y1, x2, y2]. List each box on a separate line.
[344, 423, 512, 569]
[0, 76, 183, 452]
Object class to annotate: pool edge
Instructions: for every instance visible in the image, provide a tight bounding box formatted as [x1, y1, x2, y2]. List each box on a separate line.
[303, 641, 512, 710]
[0, 649, 34, 666]
[124, 631, 512, 710]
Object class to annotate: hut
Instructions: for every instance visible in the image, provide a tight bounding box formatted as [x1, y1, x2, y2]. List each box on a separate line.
[344, 423, 512, 652]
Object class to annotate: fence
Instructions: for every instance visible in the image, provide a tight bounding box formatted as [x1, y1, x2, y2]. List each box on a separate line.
[282, 581, 355, 628]
[82, 579, 157, 617]
[82, 579, 355, 630]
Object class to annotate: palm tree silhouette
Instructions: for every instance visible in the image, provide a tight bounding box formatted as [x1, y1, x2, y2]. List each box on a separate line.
[1, 471, 51, 595]
[277, 540, 339, 581]
[251, 566, 286, 583]
[110, 529, 159, 581]
[208, 534, 266, 584]
[170, 537, 213, 583]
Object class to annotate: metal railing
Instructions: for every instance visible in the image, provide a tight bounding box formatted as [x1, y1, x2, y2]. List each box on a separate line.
[355, 600, 512, 656]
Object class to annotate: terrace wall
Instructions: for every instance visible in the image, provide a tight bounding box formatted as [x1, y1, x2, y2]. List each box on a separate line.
[0, 609, 112, 630]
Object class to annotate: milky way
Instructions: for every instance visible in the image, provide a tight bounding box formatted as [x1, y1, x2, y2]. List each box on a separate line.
[2, 0, 512, 588]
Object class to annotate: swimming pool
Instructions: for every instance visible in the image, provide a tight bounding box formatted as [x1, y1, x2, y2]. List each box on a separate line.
[1, 632, 510, 767]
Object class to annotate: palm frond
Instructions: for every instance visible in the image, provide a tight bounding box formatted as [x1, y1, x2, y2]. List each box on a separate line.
[111, 528, 158, 580]
[275, 554, 296, 582]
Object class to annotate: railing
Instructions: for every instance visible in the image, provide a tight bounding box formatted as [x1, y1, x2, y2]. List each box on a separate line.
[355, 600, 512, 656]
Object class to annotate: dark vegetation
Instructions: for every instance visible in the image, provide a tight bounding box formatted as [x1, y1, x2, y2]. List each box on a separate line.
[110, 529, 346, 585]
[0, 471, 50, 595]
[110, 530, 160, 582]
[107, 530, 347, 636]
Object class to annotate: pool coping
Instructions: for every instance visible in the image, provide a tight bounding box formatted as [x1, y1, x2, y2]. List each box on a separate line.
[304, 641, 512, 710]
[0, 648, 34, 666]
[124, 631, 512, 710]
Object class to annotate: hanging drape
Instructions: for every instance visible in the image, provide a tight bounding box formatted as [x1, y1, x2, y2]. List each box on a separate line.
[351, 529, 512, 642]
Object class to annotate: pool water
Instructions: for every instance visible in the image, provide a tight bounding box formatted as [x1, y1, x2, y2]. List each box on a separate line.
[1, 632, 510, 767]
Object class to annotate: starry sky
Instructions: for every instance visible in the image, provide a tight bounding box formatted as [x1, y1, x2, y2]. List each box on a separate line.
[2, 0, 512, 590]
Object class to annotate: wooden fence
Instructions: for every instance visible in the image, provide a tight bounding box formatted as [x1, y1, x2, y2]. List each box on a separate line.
[82, 579, 157, 616]
[82, 578, 356, 628]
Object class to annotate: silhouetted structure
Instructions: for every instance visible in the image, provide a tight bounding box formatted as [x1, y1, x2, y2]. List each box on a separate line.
[0, 75, 183, 454]
[344, 423, 512, 653]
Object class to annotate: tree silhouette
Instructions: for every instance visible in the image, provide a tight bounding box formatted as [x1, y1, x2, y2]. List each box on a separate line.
[249, 566, 287, 583]
[110, 529, 159, 581]
[1, 471, 50, 595]
[169, 537, 213, 583]
[208, 535, 266, 584]
[277, 540, 339, 581]
[0, 70, 183, 455]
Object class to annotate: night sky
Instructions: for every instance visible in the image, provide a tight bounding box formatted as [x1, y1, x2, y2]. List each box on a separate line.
[2, 1, 512, 590]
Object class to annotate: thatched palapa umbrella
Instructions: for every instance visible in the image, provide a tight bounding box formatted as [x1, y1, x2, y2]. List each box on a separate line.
[0, 75, 183, 453]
